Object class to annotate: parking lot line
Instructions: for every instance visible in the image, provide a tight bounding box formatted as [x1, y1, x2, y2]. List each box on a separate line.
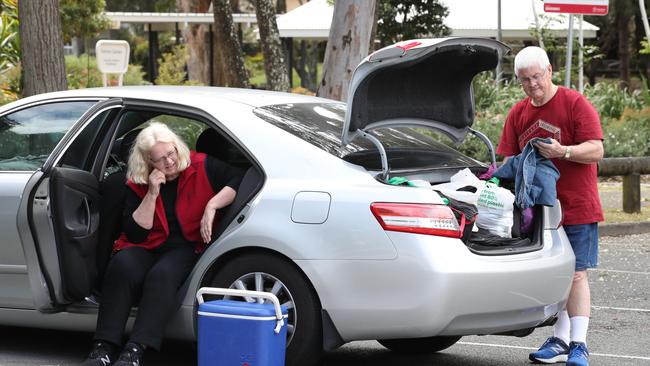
[592, 305, 650, 313]
[457, 341, 650, 361]
[589, 268, 650, 275]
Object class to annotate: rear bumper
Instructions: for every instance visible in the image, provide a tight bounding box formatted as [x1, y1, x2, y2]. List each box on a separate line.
[298, 228, 574, 341]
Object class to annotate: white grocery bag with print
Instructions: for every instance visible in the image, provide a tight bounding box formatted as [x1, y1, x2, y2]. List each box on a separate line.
[430, 168, 485, 205]
[475, 180, 515, 238]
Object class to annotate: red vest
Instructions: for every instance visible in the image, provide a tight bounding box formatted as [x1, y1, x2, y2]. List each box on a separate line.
[113, 152, 216, 253]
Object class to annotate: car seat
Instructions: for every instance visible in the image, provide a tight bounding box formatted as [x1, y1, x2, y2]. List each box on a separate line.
[96, 128, 141, 291]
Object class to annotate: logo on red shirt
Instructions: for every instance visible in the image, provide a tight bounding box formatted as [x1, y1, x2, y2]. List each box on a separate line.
[518, 119, 561, 150]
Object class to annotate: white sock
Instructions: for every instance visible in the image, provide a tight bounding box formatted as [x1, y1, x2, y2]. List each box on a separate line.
[570, 316, 590, 344]
[553, 310, 570, 345]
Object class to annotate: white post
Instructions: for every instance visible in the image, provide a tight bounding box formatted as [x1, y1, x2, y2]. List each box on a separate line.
[565, 14, 574, 88]
[579, 15, 584, 92]
[532, 0, 545, 48]
[640, 0, 650, 43]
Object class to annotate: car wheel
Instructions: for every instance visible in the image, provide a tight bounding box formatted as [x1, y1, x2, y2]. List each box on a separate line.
[209, 252, 323, 366]
[378, 335, 462, 354]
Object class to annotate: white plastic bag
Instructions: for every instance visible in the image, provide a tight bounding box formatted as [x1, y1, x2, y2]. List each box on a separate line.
[431, 168, 485, 205]
[475, 180, 515, 238]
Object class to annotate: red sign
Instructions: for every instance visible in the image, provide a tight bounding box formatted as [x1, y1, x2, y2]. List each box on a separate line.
[544, 0, 608, 15]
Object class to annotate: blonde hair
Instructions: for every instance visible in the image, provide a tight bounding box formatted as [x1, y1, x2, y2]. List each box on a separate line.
[126, 122, 191, 184]
[514, 46, 551, 77]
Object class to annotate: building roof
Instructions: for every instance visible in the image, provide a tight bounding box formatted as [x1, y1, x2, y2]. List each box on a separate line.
[105, 0, 599, 40]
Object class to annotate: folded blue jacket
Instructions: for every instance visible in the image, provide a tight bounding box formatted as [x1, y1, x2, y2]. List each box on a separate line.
[493, 137, 560, 209]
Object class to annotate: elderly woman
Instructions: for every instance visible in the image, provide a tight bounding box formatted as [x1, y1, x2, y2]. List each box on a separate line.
[82, 123, 243, 366]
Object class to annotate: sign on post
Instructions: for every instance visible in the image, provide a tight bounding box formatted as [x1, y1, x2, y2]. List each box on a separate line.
[544, 0, 609, 15]
[95, 40, 130, 87]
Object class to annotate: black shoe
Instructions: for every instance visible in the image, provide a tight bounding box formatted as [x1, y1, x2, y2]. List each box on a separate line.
[81, 341, 116, 366]
[113, 342, 145, 366]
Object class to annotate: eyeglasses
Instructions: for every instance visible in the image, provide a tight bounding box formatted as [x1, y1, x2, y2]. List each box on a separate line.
[150, 148, 177, 164]
[518, 69, 547, 85]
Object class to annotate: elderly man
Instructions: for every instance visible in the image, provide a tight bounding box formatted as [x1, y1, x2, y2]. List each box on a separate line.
[496, 46, 604, 366]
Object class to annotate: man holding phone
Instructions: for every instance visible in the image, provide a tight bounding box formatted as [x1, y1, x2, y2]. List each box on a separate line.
[496, 46, 604, 366]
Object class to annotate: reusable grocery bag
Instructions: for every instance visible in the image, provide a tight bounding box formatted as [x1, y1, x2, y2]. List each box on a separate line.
[475, 179, 515, 238]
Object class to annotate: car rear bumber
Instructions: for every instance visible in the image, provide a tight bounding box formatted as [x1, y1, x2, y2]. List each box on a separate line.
[297, 225, 573, 341]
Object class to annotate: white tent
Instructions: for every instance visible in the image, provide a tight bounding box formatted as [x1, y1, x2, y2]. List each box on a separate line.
[276, 0, 333, 39]
[276, 0, 599, 40]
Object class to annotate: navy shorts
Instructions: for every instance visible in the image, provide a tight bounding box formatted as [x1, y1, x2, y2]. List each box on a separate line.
[564, 223, 599, 271]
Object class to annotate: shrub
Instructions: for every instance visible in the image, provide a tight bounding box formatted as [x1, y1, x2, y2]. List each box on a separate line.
[583, 82, 643, 119]
[155, 45, 203, 86]
[65, 54, 148, 88]
[602, 116, 650, 157]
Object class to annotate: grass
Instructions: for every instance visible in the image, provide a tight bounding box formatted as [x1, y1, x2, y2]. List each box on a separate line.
[249, 63, 322, 90]
[603, 207, 650, 223]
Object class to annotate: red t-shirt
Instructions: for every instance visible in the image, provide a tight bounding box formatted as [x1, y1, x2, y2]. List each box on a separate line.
[496, 86, 604, 225]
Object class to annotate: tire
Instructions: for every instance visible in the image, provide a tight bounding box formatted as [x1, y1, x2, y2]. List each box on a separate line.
[378, 335, 462, 354]
[209, 252, 323, 366]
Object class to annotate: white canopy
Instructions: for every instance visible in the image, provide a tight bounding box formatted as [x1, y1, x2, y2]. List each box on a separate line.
[276, 0, 599, 40]
[276, 0, 333, 39]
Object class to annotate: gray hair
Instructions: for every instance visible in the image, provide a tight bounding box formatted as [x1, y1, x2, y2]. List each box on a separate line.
[514, 46, 550, 77]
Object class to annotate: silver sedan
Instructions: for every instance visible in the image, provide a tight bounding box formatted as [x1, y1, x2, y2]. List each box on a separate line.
[0, 38, 574, 366]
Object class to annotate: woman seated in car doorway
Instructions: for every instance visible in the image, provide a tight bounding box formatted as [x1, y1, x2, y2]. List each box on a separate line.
[82, 122, 243, 366]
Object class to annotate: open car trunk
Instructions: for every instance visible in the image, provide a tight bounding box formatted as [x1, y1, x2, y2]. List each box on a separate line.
[341, 38, 543, 255]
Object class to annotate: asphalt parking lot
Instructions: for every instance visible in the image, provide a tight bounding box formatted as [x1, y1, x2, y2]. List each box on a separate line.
[0, 232, 648, 365]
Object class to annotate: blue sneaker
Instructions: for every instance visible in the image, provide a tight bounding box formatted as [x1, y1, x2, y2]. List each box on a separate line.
[529, 336, 569, 363]
[567, 342, 590, 366]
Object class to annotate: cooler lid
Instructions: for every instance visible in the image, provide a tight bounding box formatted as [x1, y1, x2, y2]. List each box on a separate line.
[199, 299, 288, 317]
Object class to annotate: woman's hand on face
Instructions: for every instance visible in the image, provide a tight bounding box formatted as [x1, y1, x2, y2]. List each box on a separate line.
[200, 206, 216, 243]
[147, 168, 166, 197]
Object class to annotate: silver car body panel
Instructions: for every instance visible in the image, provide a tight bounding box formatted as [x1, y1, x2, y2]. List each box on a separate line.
[0, 86, 574, 344]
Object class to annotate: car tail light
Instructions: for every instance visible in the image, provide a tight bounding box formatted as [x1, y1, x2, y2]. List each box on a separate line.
[370, 202, 462, 238]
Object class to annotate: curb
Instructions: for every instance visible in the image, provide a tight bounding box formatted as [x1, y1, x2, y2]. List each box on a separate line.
[599, 221, 650, 237]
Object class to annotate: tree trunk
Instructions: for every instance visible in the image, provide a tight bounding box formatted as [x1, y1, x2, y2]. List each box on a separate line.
[213, 0, 250, 87]
[294, 40, 319, 91]
[276, 0, 286, 13]
[177, 0, 212, 85]
[317, 0, 377, 101]
[616, 0, 632, 87]
[254, 0, 289, 91]
[18, 0, 67, 96]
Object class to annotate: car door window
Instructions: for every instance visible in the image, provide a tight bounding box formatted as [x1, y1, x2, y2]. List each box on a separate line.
[0, 101, 96, 171]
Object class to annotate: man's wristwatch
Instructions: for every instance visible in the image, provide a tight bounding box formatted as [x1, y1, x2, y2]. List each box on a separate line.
[562, 146, 571, 160]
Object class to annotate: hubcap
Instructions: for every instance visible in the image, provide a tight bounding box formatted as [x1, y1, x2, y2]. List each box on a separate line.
[226, 272, 297, 344]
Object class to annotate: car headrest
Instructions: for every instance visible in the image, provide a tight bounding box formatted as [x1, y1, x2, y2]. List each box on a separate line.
[120, 128, 143, 163]
[196, 128, 230, 160]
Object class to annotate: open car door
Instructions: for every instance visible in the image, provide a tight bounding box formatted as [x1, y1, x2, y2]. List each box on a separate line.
[49, 167, 101, 300]
[22, 98, 123, 310]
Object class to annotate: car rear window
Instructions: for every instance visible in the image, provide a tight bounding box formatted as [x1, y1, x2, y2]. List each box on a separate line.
[254, 103, 482, 172]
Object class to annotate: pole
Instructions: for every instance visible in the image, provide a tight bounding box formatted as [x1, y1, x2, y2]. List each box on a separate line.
[565, 14, 574, 88]
[578, 15, 584, 93]
[640, 0, 650, 43]
[532, 0, 544, 48]
[496, 0, 502, 85]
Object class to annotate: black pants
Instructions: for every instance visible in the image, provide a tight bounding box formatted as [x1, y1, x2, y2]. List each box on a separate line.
[94, 245, 197, 350]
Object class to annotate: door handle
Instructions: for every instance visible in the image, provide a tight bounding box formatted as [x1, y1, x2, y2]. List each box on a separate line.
[82, 197, 91, 235]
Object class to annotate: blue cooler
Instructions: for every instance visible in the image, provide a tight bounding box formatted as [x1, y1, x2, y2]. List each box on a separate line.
[196, 287, 288, 366]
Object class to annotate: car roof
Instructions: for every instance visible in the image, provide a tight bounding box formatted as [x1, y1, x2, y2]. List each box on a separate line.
[5, 86, 337, 111]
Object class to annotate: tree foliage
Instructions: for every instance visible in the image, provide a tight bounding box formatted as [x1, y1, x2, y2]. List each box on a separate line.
[0, 0, 19, 74]
[105, 0, 175, 12]
[59, 0, 110, 43]
[377, 0, 450, 47]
